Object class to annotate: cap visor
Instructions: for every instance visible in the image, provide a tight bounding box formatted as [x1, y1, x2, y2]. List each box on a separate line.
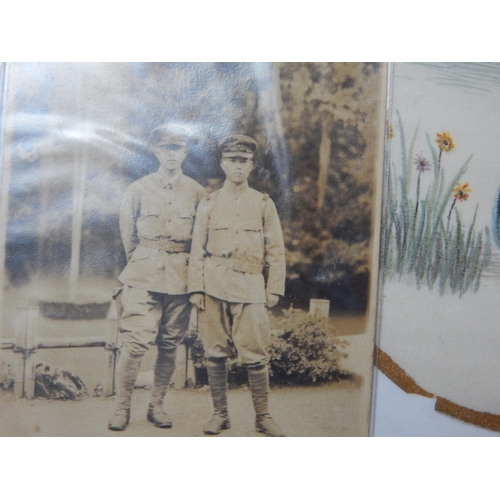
[222, 152, 253, 158]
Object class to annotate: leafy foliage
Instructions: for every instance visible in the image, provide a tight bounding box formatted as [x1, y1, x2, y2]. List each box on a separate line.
[185, 308, 350, 386]
[267, 308, 350, 384]
[279, 63, 383, 282]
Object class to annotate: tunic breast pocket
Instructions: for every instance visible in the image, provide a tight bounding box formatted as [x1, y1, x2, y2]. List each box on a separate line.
[243, 225, 264, 256]
[208, 223, 231, 256]
[176, 208, 195, 240]
[137, 209, 164, 239]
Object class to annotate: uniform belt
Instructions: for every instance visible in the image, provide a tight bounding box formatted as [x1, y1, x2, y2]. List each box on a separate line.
[140, 240, 190, 253]
[209, 254, 263, 274]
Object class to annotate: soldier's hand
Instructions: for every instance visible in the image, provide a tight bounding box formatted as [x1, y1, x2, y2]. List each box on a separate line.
[266, 293, 279, 308]
[190, 293, 205, 311]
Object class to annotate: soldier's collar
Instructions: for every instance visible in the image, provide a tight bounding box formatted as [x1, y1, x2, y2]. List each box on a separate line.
[223, 180, 249, 194]
[157, 168, 183, 189]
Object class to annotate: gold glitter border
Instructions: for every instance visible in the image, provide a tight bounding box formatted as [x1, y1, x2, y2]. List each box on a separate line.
[375, 347, 434, 398]
[375, 347, 500, 432]
[435, 398, 500, 432]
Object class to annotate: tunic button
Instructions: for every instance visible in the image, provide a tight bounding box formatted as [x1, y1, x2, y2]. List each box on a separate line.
[167, 219, 171, 222]
[235, 229, 239, 234]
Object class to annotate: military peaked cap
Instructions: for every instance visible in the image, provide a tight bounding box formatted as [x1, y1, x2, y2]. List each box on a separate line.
[219, 134, 258, 158]
[151, 125, 188, 147]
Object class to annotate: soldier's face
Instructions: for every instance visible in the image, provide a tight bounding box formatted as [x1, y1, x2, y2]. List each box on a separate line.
[220, 156, 253, 184]
[154, 143, 187, 171]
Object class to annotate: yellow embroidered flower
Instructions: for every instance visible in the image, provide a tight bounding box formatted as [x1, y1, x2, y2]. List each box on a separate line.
[436, 132, 455, 152]
[453, 182, 471, 202]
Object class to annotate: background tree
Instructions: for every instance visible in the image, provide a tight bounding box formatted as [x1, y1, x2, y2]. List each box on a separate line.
[278, 63, 384, 312]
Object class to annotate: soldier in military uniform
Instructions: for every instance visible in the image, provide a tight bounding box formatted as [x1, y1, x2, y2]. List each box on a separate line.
[108, 127, 206, 431]
[189, 134, 286, 437]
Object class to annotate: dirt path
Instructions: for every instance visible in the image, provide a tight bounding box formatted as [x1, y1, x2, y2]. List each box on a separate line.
[0, 378, 365, 437]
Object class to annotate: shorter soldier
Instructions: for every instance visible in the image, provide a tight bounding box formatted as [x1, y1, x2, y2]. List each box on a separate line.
[189, 134, 286, 437]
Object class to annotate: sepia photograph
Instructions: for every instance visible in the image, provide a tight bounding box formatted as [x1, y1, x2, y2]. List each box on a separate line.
[0, 62, 386, 436]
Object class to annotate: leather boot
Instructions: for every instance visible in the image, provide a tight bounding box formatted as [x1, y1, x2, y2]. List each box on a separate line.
[248, 364, 285, 437]
[147, 348, 177, 428]
[108, 350, 142, 431]
[203, 357, 231, 435]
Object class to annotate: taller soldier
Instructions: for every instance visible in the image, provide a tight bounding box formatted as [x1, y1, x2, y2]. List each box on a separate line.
[189, 134, 286, 437]
[108, 126, 205, 431]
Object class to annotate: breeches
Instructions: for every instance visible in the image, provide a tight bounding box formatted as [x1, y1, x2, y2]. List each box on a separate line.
[198, 295, 270, 365]
[120, 285, 191, 357]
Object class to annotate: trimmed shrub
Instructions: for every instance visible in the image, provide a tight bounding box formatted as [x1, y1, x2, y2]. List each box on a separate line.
[185, 307, 350, 386]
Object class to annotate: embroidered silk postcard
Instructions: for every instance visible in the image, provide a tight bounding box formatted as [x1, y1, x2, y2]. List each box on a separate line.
[0, 63, 386, 436]
[375, 62, 500, 434]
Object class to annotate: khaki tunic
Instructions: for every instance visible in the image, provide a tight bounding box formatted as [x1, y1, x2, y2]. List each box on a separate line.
[188, 181, 286, 303]
[118, 169, 206, 294]
[189, 181, 285, 364]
